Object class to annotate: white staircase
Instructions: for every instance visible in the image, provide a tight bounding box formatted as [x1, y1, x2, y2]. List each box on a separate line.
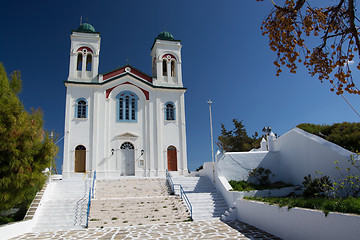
[32, 178, 91, 232]
[171, 176, 228, 221]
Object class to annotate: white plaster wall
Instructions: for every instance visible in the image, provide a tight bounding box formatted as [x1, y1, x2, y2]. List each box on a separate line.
[64, 73, 187, 178]
[199, 162, 299, 207]
[63, 85, 93, 177]
[235, 199, 360, 240]
[275, 127, 354, 185]
[217, 151, 280, 182]
[158, 90, 187, 174]
[150, 40, 183, 87]
[0, 219, 34, 240]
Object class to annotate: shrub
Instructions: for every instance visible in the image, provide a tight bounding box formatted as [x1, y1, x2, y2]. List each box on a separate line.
[302, 174, 332, 197]
[248, 167, 274, 185]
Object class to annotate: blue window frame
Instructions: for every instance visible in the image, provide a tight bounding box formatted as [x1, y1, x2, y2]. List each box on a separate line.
[116, 91, 138, 122]
[165, 102, 175, 121]
[75, 98, 87, 118]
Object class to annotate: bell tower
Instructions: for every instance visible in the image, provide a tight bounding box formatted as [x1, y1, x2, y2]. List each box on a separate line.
[150, 31, 183, 87]
[68, 23, 101, 82]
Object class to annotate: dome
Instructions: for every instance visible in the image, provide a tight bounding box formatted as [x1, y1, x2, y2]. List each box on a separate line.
[155, 31, 175, 41]
[77, 23, 96, 33]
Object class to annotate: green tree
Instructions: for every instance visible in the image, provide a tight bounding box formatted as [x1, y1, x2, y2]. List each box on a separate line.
[217, 119, 261, 152]
[258, 0, 360, 96]
[0, 63, 58, 212]
[297, 122, 360, 152]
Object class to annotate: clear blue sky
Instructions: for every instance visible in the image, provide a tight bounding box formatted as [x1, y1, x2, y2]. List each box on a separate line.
[1, 1, 359, 171]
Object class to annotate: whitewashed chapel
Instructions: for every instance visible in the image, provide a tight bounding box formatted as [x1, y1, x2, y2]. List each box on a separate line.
[62, 23, 188, 178]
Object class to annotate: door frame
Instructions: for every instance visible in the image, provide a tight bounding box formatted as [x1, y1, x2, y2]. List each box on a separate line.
[74, 145, 86, 172]
[167, 145, 178, 171]
[120, 141, 135, 176]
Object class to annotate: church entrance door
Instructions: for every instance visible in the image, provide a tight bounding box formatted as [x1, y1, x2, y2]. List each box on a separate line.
[120, 142, 135, 176]
[167, 146, 177, 171]
[75, 145, 86, 172]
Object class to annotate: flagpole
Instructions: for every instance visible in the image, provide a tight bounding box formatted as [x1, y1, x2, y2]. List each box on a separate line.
[208, 99, 215, 184]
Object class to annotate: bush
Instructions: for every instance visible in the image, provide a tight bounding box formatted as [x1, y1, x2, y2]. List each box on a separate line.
[297, 122, 360, 153]
[229, 180, 292, 191]
[246, 196, 360, 216]
[248, 167, 274, 185]
[302, 174, 332, 197]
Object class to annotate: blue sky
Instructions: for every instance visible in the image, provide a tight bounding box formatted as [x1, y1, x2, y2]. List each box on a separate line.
[1, 1, 359, 171]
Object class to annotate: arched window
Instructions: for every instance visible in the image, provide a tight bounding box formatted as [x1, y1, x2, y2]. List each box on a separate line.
[165, 102, 175, 121]
[86, 54, 92, 71]
[77, 53, 83, 71]
[76, 98, 87, 118]
[116, 91, 138, 122]
[162, 59, 167, 76]
[171, 60, 176, 77]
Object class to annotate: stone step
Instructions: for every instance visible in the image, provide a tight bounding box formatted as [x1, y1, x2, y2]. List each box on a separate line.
[33, 178, 91, 231]
[170, 176, 228, 221]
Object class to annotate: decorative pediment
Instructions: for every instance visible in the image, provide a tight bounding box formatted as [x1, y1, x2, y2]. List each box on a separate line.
[115, 132, 139, 140]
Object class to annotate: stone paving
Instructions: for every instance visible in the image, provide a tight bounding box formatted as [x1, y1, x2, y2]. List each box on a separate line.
[12, 219, 281, 239]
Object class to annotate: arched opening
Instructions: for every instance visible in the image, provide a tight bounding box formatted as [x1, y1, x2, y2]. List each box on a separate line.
[76, 99, 87, 118]
[77, 53, 83, 71]
[165, 102, 175, 120]
[117, 91, 138, 122]
[75, 145, 86, 172]
[119, 142, 135, 175]
[171, 60, 176, 77]
[86, 54, 92, 71]
[162, 59, 167, 76]
[167, 146, 177, 171]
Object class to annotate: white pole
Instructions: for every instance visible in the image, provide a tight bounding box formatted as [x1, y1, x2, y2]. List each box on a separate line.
[208, 100, 215, 184]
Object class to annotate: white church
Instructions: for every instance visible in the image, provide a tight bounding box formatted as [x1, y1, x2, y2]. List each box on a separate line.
[62, 23, 188, 178]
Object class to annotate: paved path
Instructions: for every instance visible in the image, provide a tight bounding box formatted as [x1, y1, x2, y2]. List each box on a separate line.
[11, 219, 280, 239]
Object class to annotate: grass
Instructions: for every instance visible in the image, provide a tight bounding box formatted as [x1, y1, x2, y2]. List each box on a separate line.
[229, 180, 293, 191]
[245, 196, 360, 216]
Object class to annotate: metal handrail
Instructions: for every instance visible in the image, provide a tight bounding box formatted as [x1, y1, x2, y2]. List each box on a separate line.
[86, 171, 96, 227]
[166, 170, 175, 193]
[165, 170, 192, 219]
[179, 185, 192, 218]
[91, 171, 96, 199]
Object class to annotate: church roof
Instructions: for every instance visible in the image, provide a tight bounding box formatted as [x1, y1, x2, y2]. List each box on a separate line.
[64, 64, 186, 91]
[156, 31, 175, 41]
[72, 23, 99, 34]
[102, 64, 153, 83]
[151, 31, 181, 50]
[77, 23, 95, 32]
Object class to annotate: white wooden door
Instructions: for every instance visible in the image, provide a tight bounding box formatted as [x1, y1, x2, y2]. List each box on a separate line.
[120, 142, 135, 176]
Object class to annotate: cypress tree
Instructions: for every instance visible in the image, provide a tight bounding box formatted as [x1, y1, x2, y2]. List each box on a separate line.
[0, 63, 57, 212]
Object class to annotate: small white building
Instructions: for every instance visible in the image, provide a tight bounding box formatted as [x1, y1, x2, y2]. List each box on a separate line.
[216, 127, 356, 185]
[62, 23, 188, 178]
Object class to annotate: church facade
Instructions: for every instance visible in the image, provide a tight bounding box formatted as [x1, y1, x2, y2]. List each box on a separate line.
[62, 23, 188, 178]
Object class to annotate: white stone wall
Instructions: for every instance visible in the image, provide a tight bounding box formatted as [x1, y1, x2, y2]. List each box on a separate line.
[216, 151, 280, 182]
[274, 127, 354, 185]
[215, 127, 356, 186]
[235, 199, 360, 240]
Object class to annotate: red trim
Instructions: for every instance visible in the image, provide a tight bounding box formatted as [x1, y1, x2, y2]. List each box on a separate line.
[103, 68, 126, 81]
[77, 47, 93, 53]
[162, 54, 177, 60]
[106, 81, 149, 100]
[102, 66, 152, 83]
